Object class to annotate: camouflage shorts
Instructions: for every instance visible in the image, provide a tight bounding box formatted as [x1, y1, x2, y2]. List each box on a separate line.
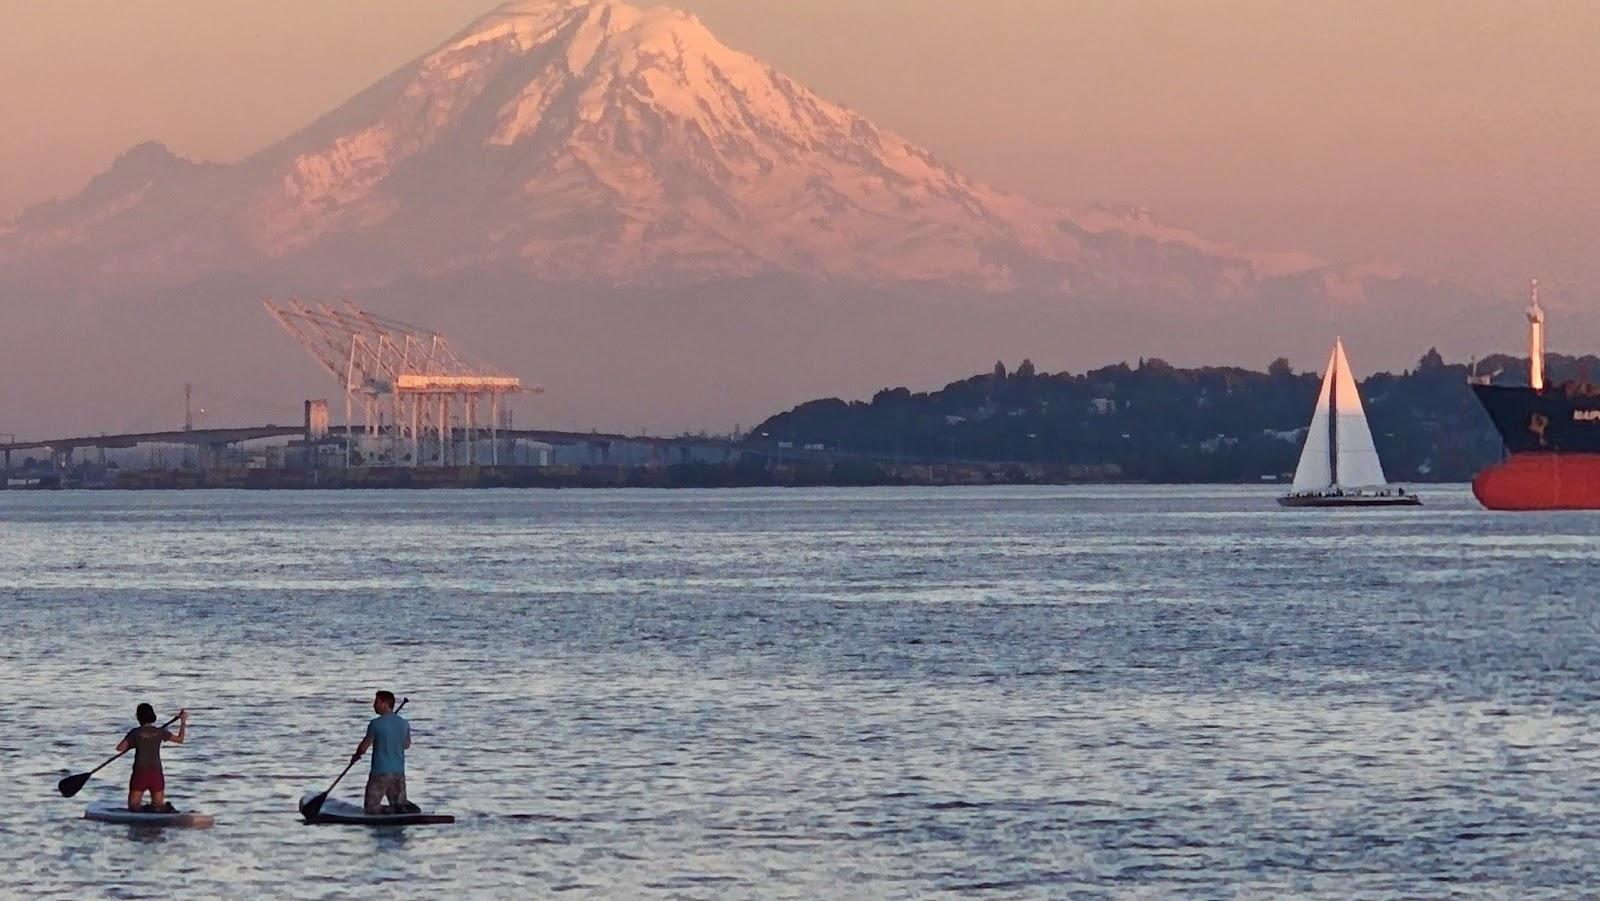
[363, 773, 407, 814]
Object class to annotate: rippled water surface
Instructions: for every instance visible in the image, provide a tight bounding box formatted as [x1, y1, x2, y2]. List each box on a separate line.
[4, 486, 1600, 897]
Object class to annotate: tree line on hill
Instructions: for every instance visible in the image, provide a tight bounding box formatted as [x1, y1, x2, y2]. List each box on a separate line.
[744, 351, 1600, 483]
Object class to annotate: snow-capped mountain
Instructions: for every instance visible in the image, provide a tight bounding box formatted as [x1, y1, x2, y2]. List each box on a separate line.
[0, 0, 1503, 439]
[4, 0, 1380, 298]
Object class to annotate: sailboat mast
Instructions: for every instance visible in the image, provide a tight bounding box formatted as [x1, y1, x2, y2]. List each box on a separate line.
[1328, 343, 1340, 489]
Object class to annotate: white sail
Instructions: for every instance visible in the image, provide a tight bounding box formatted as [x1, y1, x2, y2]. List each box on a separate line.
[1290, 345, 1337, 492]
[1330, 339, 1386, 488]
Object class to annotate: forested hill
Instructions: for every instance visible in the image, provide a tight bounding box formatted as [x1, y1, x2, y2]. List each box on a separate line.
[746, 351, 1595, 483]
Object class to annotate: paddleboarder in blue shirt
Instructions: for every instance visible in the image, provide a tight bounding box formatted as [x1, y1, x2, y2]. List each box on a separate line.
[351, 690, 413, 814]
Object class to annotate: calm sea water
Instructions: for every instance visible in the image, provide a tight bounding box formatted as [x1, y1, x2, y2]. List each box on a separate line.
[3, 486, 1599, 898]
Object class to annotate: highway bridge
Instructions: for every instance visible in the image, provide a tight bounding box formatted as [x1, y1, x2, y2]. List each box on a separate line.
[0, 425, 738, 470]
[1, 426, 303, 456]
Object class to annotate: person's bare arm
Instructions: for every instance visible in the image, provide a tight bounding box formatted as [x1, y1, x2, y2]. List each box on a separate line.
[116, 736, 131, 754]
[167, 709, 189, 745]
[352, 736, 372, 764]
[403, 725, 411, 751]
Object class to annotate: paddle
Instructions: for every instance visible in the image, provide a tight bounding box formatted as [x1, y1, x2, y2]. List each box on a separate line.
[58, 711, 184, 798]
[300, 697, 407, 822]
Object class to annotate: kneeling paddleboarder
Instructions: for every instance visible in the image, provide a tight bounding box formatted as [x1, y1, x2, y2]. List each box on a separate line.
[118, 703, 188, 812]
[351, 690, 414, 814]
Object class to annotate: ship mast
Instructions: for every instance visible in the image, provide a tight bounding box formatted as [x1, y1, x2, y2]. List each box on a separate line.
[1329, 338, 1340, 489]
[1528, 277, 1546, 391]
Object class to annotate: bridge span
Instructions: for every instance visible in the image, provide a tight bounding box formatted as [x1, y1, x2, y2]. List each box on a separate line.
[1, 426, 304, 456]
[0, 425, 738, 471]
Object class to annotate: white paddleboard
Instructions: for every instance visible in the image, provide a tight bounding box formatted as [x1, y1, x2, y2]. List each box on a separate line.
[299, 792, 454, 826]
[84, 800, 215, 828]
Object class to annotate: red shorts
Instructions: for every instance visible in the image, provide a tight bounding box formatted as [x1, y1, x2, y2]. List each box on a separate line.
[129, 769, 165, 794]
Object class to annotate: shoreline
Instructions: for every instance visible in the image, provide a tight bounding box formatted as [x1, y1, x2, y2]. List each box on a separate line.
[5, 461, 1137, 490]
[0, 462, 1471, 490]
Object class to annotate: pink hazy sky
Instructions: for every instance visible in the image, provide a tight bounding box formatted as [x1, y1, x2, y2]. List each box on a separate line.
[3, 0, 1598, 300]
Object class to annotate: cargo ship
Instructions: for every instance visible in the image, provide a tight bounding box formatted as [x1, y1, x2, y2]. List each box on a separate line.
[1470, 280, 1600, 509]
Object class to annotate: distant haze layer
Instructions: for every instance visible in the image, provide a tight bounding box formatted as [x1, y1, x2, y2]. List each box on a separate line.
[3, 0, 1598, 301]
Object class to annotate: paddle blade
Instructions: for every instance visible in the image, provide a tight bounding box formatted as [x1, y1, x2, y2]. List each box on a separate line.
[58, 772, 91, 798]
[299, 792, 328, 822]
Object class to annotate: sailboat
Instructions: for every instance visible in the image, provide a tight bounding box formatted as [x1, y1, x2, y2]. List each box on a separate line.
[1279, 338, 1421, 508]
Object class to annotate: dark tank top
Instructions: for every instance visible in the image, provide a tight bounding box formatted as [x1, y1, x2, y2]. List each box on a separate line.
[124, 725, 173, 774]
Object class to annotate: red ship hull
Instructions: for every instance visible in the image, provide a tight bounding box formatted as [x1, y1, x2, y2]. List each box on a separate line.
[1472, 452, 1600, 510]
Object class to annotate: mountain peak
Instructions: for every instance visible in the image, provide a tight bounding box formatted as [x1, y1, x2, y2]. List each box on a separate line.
[227, 0, 1078, 286]
[109, 140, 183, 170]
[447, 0, 707, 60]
[3, 139, 205, 235]
[3, 0, 1414, 299]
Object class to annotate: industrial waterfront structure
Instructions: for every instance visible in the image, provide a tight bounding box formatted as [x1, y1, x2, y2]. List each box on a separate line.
[0, 299, 740, 488]
[263, 299, 537, 467]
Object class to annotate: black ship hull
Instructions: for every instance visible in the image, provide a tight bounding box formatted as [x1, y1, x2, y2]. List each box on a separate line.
[1471, 383, 1600, 453]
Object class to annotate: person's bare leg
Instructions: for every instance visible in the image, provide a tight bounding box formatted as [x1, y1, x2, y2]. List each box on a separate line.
[151, 790, 167, 811]
[127, 788, 143, 812]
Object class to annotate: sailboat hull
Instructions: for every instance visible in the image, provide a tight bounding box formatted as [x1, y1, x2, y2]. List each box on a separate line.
[1277, 492, 1422, 508]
